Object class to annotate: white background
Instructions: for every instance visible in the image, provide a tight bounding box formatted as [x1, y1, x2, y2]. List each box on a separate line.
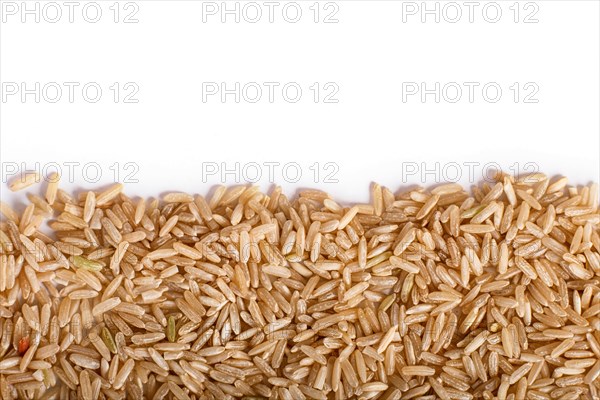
[1, 0, 599, 207]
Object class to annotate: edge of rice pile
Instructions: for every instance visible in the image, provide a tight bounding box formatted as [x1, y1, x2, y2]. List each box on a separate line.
[0, 172, 599, 400]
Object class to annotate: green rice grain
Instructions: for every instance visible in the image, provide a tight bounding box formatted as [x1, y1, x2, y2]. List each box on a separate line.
[167, 316, 176, 343]
[72, 256, 103, 272]
[101, 327, 117, 354]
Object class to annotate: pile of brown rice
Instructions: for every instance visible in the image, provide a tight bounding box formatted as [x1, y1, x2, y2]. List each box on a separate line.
[1, 172, 599, 400]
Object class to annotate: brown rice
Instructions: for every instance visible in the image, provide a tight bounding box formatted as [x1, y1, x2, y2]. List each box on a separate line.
[0, 173, 598, 399]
